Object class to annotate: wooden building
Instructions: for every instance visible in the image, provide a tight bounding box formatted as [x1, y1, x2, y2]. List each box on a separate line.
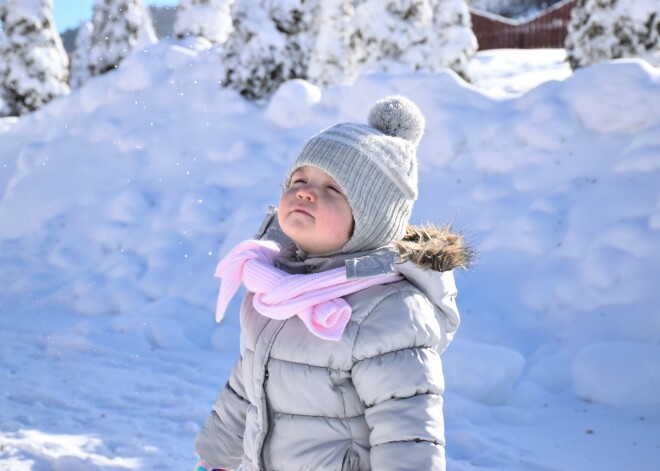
[471, 0, 578, 50]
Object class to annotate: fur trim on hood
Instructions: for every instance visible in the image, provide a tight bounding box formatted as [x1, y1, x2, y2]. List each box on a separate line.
[395, 225, 473, 272]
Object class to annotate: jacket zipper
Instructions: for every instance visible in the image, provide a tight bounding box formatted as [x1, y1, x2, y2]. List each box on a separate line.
[259, 320, 286, 470]
[260, 371, 273, 470]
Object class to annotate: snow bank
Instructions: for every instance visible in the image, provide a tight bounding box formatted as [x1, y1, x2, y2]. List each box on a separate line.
[561, 59, 660, 133]
[444, 340, 525, 405]
[1, 40, 659, 469]
[0, 429, 143, 470]
[573, 342, 660, 408]
[266, 79, 322, 128]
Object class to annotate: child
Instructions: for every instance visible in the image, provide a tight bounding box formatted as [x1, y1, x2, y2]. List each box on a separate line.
[195, 96, 470, 471]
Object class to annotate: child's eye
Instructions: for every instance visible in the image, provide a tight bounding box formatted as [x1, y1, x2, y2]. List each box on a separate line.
[292, 178, 306, 185]
[327, 186, 341, 193]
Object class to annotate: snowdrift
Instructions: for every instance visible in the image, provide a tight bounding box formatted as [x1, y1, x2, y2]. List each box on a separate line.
[1, 40, 659, 470]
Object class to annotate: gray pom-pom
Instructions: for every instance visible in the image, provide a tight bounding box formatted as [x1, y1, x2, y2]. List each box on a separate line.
[367, 95, 425, 146]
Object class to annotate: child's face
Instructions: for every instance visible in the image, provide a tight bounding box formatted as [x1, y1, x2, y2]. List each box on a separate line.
[278, 166, 354, 255]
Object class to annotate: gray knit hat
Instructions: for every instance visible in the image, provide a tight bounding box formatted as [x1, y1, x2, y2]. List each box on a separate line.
[283, 95, 425, 254]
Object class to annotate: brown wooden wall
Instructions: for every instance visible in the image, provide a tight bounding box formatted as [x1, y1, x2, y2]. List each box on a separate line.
[471, 0, 578, 50]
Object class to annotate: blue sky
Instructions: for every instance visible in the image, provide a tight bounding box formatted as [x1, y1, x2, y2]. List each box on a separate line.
[52, 0, 178, 32]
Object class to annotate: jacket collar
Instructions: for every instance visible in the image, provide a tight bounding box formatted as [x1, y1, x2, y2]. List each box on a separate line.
[275, 242, 458, 329]
[276, 243, 394, 276]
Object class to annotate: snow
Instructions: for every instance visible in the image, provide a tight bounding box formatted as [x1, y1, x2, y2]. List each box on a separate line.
[266, 79, 322, 128]
[573, 342, 660, 408]
[0, 0, 69, 115]
[173, 0, 234, 44]
[70, 21, 93, 89]
[307, 0, 356, 88]
[86, 0, 157, 80]
[565, 0, 660, 69]
[1, 39, 660, 470]
[443, 340, 525, 406]
[353, 0, 476, 79]
[218, 0, 319, 100]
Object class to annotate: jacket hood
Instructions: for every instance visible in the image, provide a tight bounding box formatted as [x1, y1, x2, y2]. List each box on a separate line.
[395, 224, 473, 272]
[391, 225, 468, 349]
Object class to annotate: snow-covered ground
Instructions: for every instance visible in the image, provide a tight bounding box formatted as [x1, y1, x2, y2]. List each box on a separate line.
[1, 43, 659, 470]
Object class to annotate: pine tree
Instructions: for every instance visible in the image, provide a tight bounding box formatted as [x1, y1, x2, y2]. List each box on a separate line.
[429, 0, 477, 80]
[351, 0, 476, 80]
[307, 0, 357, 87]
[0, 0, 70, 116]
[269, 0, 320, 79]
[0, 2, 8, 116]
[220, 0, 285, 100]
[0, 31, 9, 117]
[70, 21, 94, 89]
[566, 0, 660, 70]
[173, 0, 235, 44]
[352, 0, 436, 74]
[221, 0, 320, 100]
[87, 0, 157, 77]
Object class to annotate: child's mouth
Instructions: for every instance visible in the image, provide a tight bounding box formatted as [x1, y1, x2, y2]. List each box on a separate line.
[292, 207, 313, 217]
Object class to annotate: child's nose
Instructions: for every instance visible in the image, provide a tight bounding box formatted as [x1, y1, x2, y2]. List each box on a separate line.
[296, 184, 316, 201]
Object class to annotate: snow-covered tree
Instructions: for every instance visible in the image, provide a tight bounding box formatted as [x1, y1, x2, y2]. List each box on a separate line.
[0, 0, 70, 116]
[269, 0, 320, 79]
[220, 0, 286, 100]
[352, 0, 436, 75]
[70, 21, 94, 88]
[174, 0, 235, 44]
[0, 6, 8, 117]
[351, 0, 476, 80]
[0, 94, 9, 119]
[566, 0, 660, 70]
[221, 0, 320, 100]
[87, 0, 157, 77]
[307, 0, 358, 87]
[429, 0, 477, 80]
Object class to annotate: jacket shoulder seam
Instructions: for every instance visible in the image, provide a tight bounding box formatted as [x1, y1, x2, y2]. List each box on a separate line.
[351, 288, 435, 363]
[353, 344, 439, 364]
[353, 284, 426, 327]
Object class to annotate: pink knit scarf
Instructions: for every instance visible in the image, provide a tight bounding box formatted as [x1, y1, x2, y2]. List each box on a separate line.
[215, 240, 403, 341]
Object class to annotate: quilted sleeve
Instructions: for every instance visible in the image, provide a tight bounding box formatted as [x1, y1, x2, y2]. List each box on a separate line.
[194, 355, 250, 470]
[351, 288, 447, 470]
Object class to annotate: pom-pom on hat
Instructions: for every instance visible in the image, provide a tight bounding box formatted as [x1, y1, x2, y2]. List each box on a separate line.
[283, 95, 425, 254]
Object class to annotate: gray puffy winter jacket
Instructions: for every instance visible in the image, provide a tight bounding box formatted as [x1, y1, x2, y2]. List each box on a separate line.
[196, 216, 469, 471]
